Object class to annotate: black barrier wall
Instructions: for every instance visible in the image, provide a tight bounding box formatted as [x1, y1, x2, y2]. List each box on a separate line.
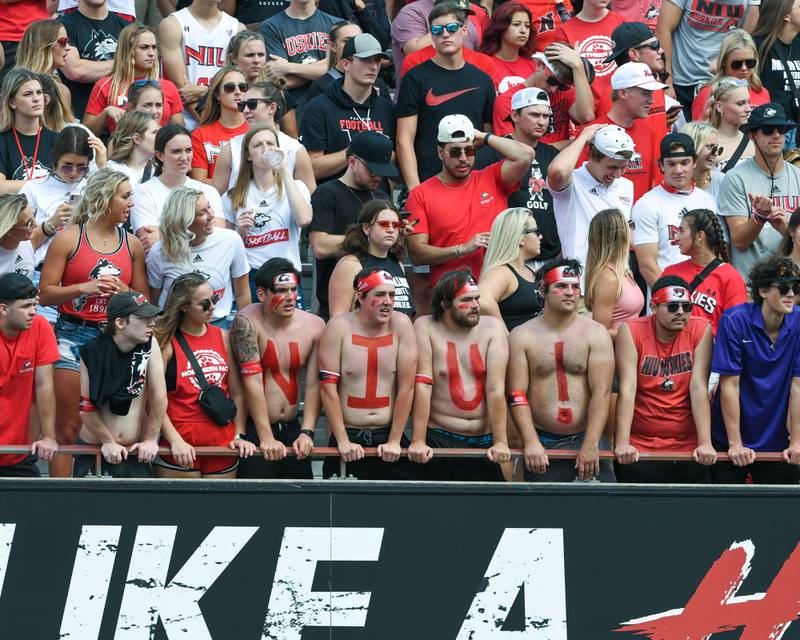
[0, 480, 799, 639]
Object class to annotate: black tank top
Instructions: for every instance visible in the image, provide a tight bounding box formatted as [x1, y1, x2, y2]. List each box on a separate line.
[359, 252, 416, 317]
[498, 264, 543, 331]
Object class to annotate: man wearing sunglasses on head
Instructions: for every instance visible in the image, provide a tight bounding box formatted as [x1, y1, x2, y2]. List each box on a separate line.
[709, 255, 800, 484]
[614, 275, 716, 483]
[717, 103, 800, 280]
[405, 114, 533, 290]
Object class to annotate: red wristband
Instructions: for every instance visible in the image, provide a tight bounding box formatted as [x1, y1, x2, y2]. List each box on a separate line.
[79, 396, 97, 412]
[239, 361, 263, 377]
[415, 373, 433, 385]
[319, 370, 341, 384]
[507, 390, 529, 407]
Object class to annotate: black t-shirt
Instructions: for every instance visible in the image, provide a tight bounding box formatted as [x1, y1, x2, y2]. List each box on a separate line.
[0, 128, 58, 181]
[233, 0, 290, 25]
[58, 10, 129, 119]
[475, 138, 561, 261]
[754, 35, 800, 126]
[396, 60, 495, 183]
[308, 180, 389, 318]
[359, 252, 415, 316]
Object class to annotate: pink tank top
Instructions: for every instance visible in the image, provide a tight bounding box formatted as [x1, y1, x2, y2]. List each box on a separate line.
[609, 266, 644, 330]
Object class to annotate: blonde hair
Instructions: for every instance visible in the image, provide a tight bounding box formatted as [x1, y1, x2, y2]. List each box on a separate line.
[16, 20, 62, 74]
[70, 168, 130, 225]
[109, 111, 155, 162]
[0, 194, 29, 240]
[584, 209, 629, 312]
[0, 68, 43, 132]
[199, 65, 246, 126]
[480, 207, 532, 278]
[159, 186, 202, 265]
[154, 272, 208, 350]
[229, 123, 283, 211]
[707, 77, 749, 128]
[108, 25, 159, 112]
[38, 72, 75, 130]
[709, 30, 763, 94]
[681, 120, 717, 154]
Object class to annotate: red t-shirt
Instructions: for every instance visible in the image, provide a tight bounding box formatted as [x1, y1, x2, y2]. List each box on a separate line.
[406, 162, 517, 285]
[661, 259, 747, 335]
[691, 85, 771, 121]
[191, 120, 249, 179]
[555, 12, 624, 122]
[401, 47, 499, 86]
[518, 0, 573, 51]
[595, 89, 669, 137]
[493, 82, 574, 141]
[626, 315, 709, 452]
[0, 316, 59, 466]
[85, 76, 184, 133]
[492, 55, 538, 94]
[0, 0, 48, 41]
[578, 115, 661, 202]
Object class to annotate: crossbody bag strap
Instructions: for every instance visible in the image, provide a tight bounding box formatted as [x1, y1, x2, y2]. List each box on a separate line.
[722, 134, 750, 174]
[175, 330, 210, 391]
[689, 258, 722, 291]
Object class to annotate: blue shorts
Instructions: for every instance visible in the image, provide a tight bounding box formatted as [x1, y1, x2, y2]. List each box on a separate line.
[54, 317, 102, 372]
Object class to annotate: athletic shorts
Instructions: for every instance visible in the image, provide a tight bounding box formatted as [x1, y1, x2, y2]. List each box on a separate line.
[54, 317, 102, 372]
[73, 439, 153, 478]
[237, 417, 313, 479]
[155, 420, 237, 475]
[0, 454, 40, 478]
[322, 426, 419, 481]
[424, 427, 504, 482]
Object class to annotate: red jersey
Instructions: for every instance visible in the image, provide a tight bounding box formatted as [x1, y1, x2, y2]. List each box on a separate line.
[0, 316, 58, 466]
[400, 47, 499, 86]
[578, 115, 661, 202]
[692, 85, 770, 121]
[0, 0, 48, 41]
[407, 162, 517, 285]
[627, 315, 709, 452]
[191, 120, 249, 179]
[493, 83, 574, 141]
[661, 259, 747, 335]
[492, 55, 538, 94]
[518, 0, 573, 51]
[85, 76, 184, 133]
[59, 225, 134, 322]
[168, 325, 232, 428]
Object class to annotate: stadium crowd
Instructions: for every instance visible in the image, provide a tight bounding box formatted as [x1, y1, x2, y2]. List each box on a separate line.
[1, 0, 800, 484]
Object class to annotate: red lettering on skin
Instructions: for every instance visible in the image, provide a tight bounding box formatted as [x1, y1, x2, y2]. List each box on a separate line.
[554, 341, 573, 424]
[269, 294, 284, 309]
[347, 334, 393, 409]
[263, 340, 300, 404]
[446, 342, 486, 411]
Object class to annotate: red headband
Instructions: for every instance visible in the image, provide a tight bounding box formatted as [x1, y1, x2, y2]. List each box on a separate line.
[274, 272, 298, 287]
[455, 276, 479, 299]
[543, 265, 580, 286]
[651, 285, 689, 305]
[356, 270, 394, 295]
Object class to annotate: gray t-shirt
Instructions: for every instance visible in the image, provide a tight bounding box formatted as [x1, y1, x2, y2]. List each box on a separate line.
[669, 0, 752, 87]
[717, 158, 800, 278]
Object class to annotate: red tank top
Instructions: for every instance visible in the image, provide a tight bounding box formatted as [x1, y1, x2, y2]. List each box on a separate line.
[59, 224, 134, 321]
[168, 325, 231, 426]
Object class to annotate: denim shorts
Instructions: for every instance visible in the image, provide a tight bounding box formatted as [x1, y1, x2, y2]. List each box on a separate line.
[54, 317, 102, 372]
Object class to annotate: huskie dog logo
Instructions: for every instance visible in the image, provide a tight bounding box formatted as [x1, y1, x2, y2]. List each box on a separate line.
[126, 347, 151, 396]
[82, 29, 118, 61]
[253, 207, 272, 228]
[73, 259, 123, 311]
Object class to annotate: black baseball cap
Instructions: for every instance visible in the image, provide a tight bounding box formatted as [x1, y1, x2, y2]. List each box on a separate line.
[0, 273, 37, 300]
[348, 131, 398, 177]
[433, 0, 476, 15]
[741, 103, 798, 132]
[107, 291, 161, 322]
[604, 22, 656, 64]
[660, 132, 696, 159]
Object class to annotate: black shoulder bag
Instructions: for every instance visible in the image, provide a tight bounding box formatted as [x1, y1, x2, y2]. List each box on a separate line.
[175, 331, 237, 426]
[689, 258, 722, 291]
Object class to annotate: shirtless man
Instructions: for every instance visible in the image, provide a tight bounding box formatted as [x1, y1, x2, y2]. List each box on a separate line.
[508, 259, 616, 482]
[75, 292, 166, 477]
[318, 267, 418, 480]
[230, 258, 325, 478]
[409, 269, 510, 481]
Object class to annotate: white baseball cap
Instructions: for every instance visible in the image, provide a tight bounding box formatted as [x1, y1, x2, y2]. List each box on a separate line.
[511, 87, 551, 111]
[610, 62, 668, 91]
[592, 125, 639, 161]
[437, 114, 475, 143]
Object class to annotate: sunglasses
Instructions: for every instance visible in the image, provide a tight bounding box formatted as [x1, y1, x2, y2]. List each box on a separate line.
[546, 73, 569, 91]
[730, 58, 757, 70]
[663, 302, 693, 313]
[222, 82, 248, 94]
[775, 283, 800, 296]
[373, 220, 404, 230]
[237, 98, 271, 112]
[430, 22, 462, 36]
[628, 219, 636, 230]
[706, 144, 724, 156]
[13, 218, 35, 231]
[59, 163, 89, 175]
[199, 293, 221, 311]
[636, 40, 661, 51]
[133, 79, 160, 89]
[55, 36, 72, 47]
[759, 125, 789, 136]
[523, 227, 543, 237]
[447, 145, 476, 158]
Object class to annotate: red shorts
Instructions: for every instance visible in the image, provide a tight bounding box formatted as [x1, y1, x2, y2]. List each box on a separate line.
[157, 420, 237, 475]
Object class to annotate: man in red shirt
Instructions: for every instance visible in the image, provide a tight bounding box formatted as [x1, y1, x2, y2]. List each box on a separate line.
[614, 275, 716, 483]
[406, 114, 533, 288]
[0, 273, 59, 477]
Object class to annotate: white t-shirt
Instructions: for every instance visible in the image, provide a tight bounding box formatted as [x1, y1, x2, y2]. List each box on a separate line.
[227, 131, 302, 191]
[222, 179, 310, 270]
[106, 159, 150, 186]
[19, 174, 86, 265]
[131, 176, 224, 233]
[547, 163, 634, 277]
[0, 241, 36, 280]
[632, 183, 718, 273]
[146, 229, 249, 320]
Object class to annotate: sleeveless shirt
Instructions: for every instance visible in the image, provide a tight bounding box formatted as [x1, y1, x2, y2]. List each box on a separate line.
[497, 264, 543, 331]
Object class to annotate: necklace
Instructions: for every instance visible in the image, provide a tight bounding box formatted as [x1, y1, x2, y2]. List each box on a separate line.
[342, 180, 374, 206]
[12, 127, 41, 181]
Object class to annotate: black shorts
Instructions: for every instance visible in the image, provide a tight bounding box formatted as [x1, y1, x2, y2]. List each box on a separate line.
[0, 454, 40, 478]
[615, 460, 710, 484]
[72, 440, 153, 478]
[322, 427, 419, 480]
[237, 417, 313, 480]
[709, 439, 800, 485]
[424, 427, 504, 482]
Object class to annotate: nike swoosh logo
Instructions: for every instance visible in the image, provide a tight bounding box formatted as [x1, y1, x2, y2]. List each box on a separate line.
[742, 340, 753, 343]
[425, 87, 480, 107]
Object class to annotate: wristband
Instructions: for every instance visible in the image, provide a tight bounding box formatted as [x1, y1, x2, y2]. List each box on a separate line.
[483, 133, 492, 145]
[79, 395, 97, 412]
[319, 370, 341, 384]
[507, 390, 529, 407]
[415, 373, 434, 385]
[752, 210, 768, 224]
[299, 429, 315, 439]
[239, 361, 263, 377]
[42, 221, 56, 237]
